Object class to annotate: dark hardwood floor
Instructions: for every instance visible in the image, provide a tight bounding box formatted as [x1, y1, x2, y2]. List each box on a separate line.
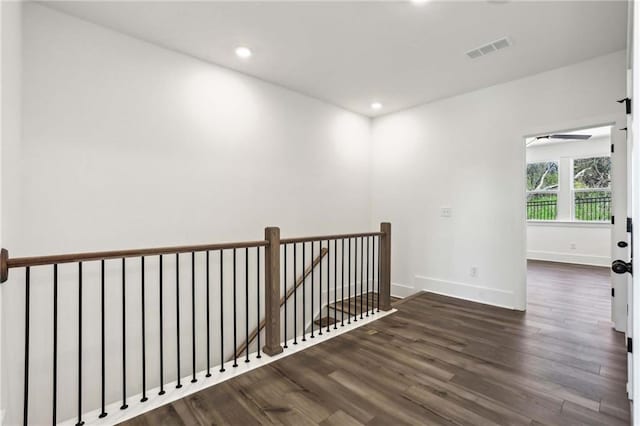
[122, 260, 629, 425]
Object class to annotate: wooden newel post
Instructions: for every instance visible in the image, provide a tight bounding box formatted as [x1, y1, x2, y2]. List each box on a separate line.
[0, 249, 8, 283]
[263, 227, 283, 356]
[379, 222, 392, 311]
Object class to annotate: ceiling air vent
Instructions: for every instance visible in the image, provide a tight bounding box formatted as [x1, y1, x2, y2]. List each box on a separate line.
[465, 37, 512, 59]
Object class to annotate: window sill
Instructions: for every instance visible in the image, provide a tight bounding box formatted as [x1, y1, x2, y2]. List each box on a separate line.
[527, 220, 611, 228]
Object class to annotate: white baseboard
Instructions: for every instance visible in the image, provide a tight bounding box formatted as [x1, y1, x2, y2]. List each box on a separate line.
[527, 250, 610, 267]
[391, 282, 417, 298]
[414, 275, 515, 309]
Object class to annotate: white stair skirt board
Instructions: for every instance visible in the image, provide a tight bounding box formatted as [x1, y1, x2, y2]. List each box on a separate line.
[527, 250, 611, 267]
[59, 308, 397, 426]
[415, 276, 514, 309]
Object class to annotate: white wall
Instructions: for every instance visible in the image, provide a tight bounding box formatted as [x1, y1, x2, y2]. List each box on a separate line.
[371, 50, 626, 309]
[527, 223, 611, 266]
[3, 4, 373, 425]
[0, 0, 23, 422]
[20, 4, 372, 256]
[526, 136, 612, 267]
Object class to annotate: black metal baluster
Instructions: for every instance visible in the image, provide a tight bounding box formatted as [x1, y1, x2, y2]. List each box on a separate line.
[356, 237, 364, 319]
[354, 238, 358, 322]
[121, 258, 128, 408]
[219, 250, 225, 373]
[245, 247, 250, 363]
[318, 242, 323, 336]
[311, 242, 315, 339]
[360, 237, 364, 320]
[141, 257, 148, 401]
[348, 238, 351, 324]
[233, 248, 238, 367]
[191, 252, 197, 383]
[334, 240, 338, 330]
[100, 260, 107, 417]
[341, 239, 345, 327]
[256, 247, 261, 358]
[53, 264, 58, 424]
[293, 243, 298, 345]
[377, 236, 381, 312]
[352, 238, 357, 322]
[356, 238, 361, 322]
[352, 238, 356, 323]
[326, 240, 330, 333]
[370, 236, 374, 316]
[366, 237, 369, 317]
[206, 251, 211, 377]
[77, 262, 84, 426]
[159, 255, 165, 395]
[23, 267, 30, 426]
[176, 254, 182, 389]
[302, 242, 306, 342]
[284, 244, 288, 349]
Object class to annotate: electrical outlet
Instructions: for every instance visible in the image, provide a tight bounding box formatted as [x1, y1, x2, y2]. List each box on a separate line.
[470, 266, 478, 277]
[570, 243, 576, 250]
[441, 207, 452, 217]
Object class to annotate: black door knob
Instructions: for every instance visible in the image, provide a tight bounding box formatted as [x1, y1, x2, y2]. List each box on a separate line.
[612, 259, 632, 275]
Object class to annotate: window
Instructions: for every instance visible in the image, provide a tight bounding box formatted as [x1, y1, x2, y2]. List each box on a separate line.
[572, 156, 611, 221]
[526, 162, 558, 220]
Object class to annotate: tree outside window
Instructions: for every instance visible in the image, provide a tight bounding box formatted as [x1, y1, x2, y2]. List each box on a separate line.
[573, 156, 611, 221]
[526, 162, 558, 220]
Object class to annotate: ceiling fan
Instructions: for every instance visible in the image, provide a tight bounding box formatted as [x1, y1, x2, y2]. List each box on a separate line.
[535, 133, 592, 140]
[527, 133, 592, 146]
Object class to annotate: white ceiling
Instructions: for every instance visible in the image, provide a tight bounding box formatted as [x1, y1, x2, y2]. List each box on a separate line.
[44, 1, 628, 117]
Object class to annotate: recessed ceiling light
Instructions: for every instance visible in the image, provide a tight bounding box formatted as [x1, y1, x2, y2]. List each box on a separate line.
[411, 0, 430, 4]
[371, 102, 383, 110]
[235, 46, 252, 59]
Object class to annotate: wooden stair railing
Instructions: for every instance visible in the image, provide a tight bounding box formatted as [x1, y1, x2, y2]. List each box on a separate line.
[231, 247, 328, 361]
[0, 223, 391, 426]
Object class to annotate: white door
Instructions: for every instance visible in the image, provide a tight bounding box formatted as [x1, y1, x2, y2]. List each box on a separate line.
[614, 71, 634, 402]
[629, 2, 639, 415]
[612, 120, 629, 336]
[625, 69, 634, 400]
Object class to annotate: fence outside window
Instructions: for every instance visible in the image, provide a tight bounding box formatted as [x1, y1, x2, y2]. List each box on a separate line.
[526, 192, 558, 221]
[574, 191, 612, 222]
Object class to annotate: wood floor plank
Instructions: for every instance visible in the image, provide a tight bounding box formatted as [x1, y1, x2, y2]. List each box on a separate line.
[319, 410, 363, 426]
[120, 260, 629, 425]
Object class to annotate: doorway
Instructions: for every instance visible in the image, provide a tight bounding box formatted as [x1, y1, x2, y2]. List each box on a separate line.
[523, 122, 632, 404]
[524, 124, 629, 329]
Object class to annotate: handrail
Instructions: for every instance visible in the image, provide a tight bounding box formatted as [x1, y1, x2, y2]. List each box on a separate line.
[1, 231, 384, 274]
[0, 240, 268, 280]
[280, 231, 383, 245]
[232, 247, 328, 360]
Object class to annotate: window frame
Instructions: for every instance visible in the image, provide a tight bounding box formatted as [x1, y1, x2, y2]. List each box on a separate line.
[525, 155, 612, 224]
[570, 155, 612, 222]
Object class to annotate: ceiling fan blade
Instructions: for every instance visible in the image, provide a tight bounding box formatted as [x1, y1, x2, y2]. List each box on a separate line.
[548, 134, 592, 140]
